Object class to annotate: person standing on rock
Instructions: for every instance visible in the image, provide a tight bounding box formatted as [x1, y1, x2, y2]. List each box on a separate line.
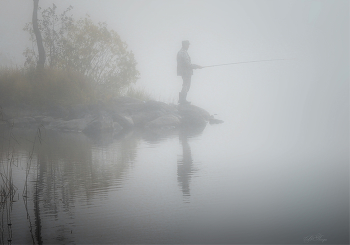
[177, 40, 202, 104]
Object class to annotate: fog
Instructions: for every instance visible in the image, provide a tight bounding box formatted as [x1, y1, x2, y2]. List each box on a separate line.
[1, 1, 348, 148]
[0, 0, 348, 243]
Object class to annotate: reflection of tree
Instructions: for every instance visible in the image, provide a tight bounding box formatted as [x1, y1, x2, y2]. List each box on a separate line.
[0, 125, 18, 245]
[0, 126, 140, 244]
[33, 129, 139, 210]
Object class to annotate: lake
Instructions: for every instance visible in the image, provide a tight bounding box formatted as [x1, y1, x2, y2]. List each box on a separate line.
[0, 105, 348, 244]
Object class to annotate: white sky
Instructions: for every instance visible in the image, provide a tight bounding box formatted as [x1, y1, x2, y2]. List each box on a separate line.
[0, 0, 349, 151]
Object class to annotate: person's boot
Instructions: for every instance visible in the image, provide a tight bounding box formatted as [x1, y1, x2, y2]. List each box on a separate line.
[178, 92, 183, 104]
[179, 92, 191, 105]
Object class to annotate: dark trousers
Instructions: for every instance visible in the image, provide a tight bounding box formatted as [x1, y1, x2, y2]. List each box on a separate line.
[180, 75, 192, 96]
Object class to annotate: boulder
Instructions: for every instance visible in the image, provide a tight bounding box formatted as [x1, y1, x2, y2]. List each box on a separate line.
[142, 100, 177, 114]
[83, 115, 122, 134]
[67, 104, 90, 119]
[145, 114, 181, 128]
[209, 117, 224, 124]
[12, 117, 37, 127]
[46, 115, 94, 132]
[178, 104, 211, 120]
[130, 110, 165, 126]
[178, 104, 210, 126]
[41, 116, 55, 125]
[112, 113, 134, 129]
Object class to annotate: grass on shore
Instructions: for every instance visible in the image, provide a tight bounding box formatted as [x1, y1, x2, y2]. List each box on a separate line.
[0, 67, 152, 110]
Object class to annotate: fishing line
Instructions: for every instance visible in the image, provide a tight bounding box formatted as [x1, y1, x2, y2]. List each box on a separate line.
[202, 58, 292, 68]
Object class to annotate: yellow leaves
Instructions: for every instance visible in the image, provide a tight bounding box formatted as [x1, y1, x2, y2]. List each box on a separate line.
[23, 4, 139, 97]
[0, 67, 98, 108]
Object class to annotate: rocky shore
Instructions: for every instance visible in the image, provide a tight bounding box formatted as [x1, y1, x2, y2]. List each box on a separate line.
[0, 97, 223, 135]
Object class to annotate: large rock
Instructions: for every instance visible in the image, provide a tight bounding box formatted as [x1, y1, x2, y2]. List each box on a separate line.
[142, 100, 178, 114]
[129, 100, 180, 127]
[46, 115, 94, 132]
[12, 117, 37, 127]
[145, 114, 181, 129]
[67, 104, 90, 119]
[112, 113, 134, 129]
[41, 116, 55, 125]
[83, 115, 122, 134]
[130, 110, 165, 126]
[178, 104, 210, 126]
[178, 104, 211, 120]
[1, 96, 221, 133]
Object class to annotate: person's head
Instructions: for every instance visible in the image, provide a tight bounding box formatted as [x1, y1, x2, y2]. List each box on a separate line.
[182, 40, 190, 50]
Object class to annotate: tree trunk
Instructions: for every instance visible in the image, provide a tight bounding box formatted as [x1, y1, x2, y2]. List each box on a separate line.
[33, 0, 45, 69]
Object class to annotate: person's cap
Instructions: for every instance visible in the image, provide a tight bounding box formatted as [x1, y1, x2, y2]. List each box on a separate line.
[182, 40, 190, 45]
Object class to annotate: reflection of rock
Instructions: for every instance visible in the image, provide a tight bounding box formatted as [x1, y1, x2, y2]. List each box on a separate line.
[3, 97, 223, 134]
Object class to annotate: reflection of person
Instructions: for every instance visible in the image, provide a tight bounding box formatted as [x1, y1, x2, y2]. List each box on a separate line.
[177, 131, 193, 197]
[177, 40, 202, 104]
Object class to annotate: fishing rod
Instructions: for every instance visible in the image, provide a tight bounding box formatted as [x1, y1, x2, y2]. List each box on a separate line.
[202, 58, 291, 68]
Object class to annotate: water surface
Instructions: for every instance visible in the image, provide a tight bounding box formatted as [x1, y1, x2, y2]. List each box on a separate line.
[0, 118, 348, 244]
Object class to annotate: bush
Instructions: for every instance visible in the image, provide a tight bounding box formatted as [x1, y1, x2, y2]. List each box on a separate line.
[0, 67, 97, 109]
[0, 67, 152, 110]
[23, 4, 139, 92]
[125, 86, 153, 102]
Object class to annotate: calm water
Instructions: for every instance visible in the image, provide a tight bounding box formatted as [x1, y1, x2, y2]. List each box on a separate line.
[0, 117, 348, 244]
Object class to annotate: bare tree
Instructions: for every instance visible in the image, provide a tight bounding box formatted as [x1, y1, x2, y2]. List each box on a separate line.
[32, 0, 46, 69]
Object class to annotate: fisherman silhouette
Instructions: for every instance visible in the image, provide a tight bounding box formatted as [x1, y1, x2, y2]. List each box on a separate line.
[177, 40, 202, 104]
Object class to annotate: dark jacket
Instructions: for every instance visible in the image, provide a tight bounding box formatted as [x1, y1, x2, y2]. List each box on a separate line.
[177, 48, 193, 76]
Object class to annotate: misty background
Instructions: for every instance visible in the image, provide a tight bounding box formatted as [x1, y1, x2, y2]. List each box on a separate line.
[0, 1, 348, 243]
[1, 0, 348, 156]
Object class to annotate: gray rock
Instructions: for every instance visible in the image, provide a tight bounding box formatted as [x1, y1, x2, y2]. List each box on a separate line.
[12, 117, 36, 127]
[145, 114, 181, 128]
[83, 115, 122, 134]
[41, 116, 55, 125]
[178, 104, 211, 120]
[112, 114, 134, 129]
[113, 121, 123, 132]
[178, 104, 210, 126]
[142, 100, 176, 114]
[47, 115, 94, 132]
[209, 117, 224, 124]
[131, 110, 165, 126]
[68, 104, 90, 119]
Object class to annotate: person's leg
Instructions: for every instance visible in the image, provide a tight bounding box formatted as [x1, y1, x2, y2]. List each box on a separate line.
[179, 75, 192, 104]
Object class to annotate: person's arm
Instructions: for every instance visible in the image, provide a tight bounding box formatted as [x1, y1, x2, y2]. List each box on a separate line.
[191, 64, 203, 69]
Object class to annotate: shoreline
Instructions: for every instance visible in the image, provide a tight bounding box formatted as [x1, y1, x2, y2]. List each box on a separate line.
[0, 96, 223, 135]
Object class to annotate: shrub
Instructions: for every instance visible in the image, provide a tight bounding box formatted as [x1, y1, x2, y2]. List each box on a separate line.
[23, 4, 139, 92]
[0, 67, 98, 109]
